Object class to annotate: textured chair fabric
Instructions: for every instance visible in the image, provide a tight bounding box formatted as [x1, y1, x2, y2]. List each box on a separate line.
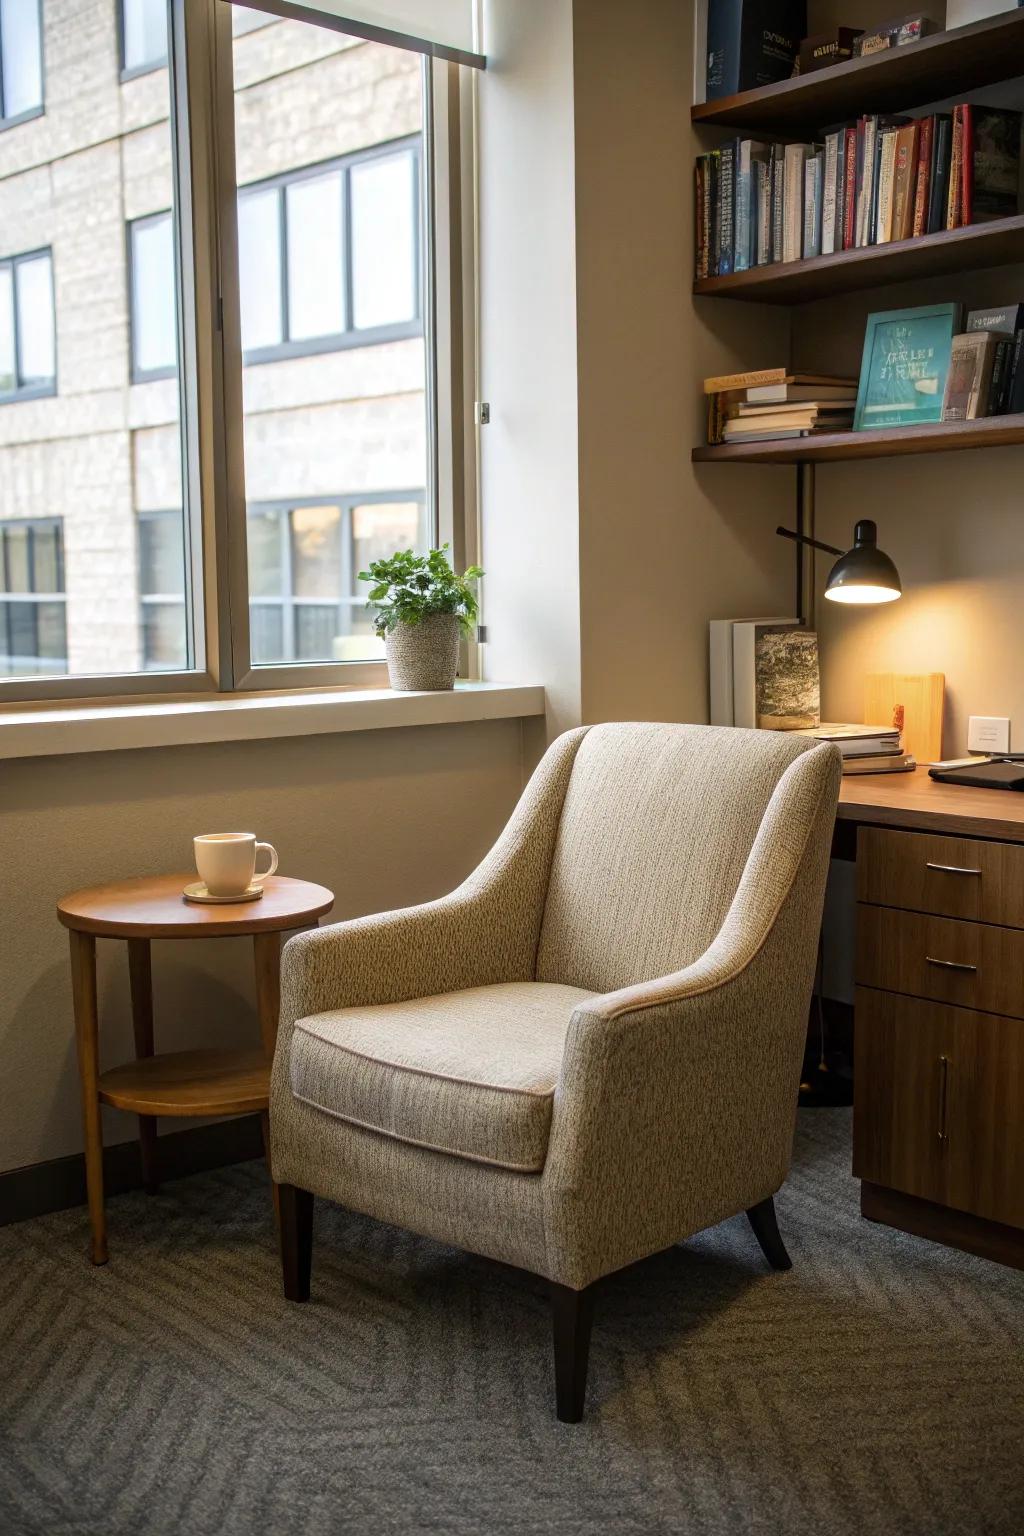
[271, 722, 841, 1291]
[290, 981, 596, 1172]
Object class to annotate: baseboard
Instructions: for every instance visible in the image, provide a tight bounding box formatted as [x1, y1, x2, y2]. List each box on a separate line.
[0, 1115, 265, 1228]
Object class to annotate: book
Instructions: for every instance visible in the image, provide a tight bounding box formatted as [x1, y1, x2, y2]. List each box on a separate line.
[961, 102, 974, 226]
[802, 151, 823, 258]
[783, 143, 810, 262]
[821, 130, 842, 255]
[947, 105, 964, 230]
[875, 127, 898, 244]
[755, 159, 772, 265]
[891, 119, 920, 242]
[718, 140, 736, 275]
[735, 140, 770, 271]
[854, 15, 935, 55]
[941, 331, 999, 421]
[695, 157, 709, 280]
[731, 621, 815, 731]
[736, 397, 856, 413]
[770, 143, 786, 262]
[709, 149, 722, 276]
[745, 381, 856, 402]
[709, 615, 796, 726]
[1009, 328, 1024, 415]
[799, 27, 863, 72]
[856, 117, 876, 247]
[703, 368, 853, 393]
[793, 722, 901, 755]
[990, 337, 1013, 415]
[928, 115, 952, 234]
[842, 126, 858, 249]
[723, 410, 853, 436]
[705, 0, 807, 101]
[970, 106, 1022, 222]
[842, 752, 917, 776]
[967, 304, 1024, 414]
[854, 303, 960, 431]
[911, 116, 934, 238]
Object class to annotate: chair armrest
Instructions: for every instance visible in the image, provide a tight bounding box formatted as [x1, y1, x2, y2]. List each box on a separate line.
[541, 743, 839, 1288]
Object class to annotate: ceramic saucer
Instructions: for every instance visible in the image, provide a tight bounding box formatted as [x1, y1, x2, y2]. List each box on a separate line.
[182, 881, 264, 905]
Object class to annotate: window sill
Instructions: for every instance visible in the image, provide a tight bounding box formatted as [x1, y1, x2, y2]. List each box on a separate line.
[0, 681, 545, 761]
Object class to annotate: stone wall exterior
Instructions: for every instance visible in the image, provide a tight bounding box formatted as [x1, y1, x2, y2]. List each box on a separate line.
[0, 2, 425, 676]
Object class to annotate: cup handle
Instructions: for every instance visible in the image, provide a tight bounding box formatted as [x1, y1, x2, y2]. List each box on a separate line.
[253, 842, 278, 886]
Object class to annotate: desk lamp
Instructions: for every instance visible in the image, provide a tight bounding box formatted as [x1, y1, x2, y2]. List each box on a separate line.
[776, 518, 902, 605]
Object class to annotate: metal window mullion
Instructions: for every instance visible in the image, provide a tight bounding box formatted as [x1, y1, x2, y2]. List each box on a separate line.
[277, 184, 289, 344]
[0, 0, 5, 121]
[10, 255, 23, 388]
[421, 58, 439, 548]
[338, 497, 354, 637]
[282, 507, 297, 661]
[342, 163, 354, 336]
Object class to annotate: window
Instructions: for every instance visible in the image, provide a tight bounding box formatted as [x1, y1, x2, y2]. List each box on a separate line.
[120, 0, 167, 77]
[0, 518, 66, 675]
[138, 510, 187, 670]
[0, 0, 44, 126]
[248, 495, 426, 664]
[129, 213, 177, 380]
[237, 142, 421, 362]
[232, 7, 274, 36]
[0, 249, 55, 400]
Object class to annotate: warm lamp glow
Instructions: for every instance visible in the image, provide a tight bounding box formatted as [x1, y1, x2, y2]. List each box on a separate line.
[825, 584, 901, 605]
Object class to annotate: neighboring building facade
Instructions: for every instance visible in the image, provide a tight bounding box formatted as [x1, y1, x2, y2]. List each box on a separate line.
[0, 0, 427, 679]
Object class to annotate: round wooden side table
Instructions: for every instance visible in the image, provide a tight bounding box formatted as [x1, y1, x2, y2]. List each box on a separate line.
[57, 873, 334, 1264]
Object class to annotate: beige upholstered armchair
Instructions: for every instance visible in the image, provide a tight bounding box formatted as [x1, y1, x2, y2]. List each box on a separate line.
[270, 723, 841, 1421]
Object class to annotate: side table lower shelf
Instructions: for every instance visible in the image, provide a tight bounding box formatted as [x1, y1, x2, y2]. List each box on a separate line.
[99, 1049, 271, 1117]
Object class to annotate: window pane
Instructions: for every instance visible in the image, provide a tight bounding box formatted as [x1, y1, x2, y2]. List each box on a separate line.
[231, 7, 430, 668]
[350, 152, 417, 330]
[31, 523, 61, 592]
[4, 525, 30, 591]
[351, 500, 422, 578]
[142, 602, 186, 670]
[1, 0, 43, 117]
[0, 267, 15, 394]
[286, 173, 344, 342]
[35, 601, 67, 661]
[122, 0, 167, 73]
[139, 511, 185, 595]
[291, 505, 340, 598]
[238, 188, 283, 352]
[14, 254, 55, 386]
[233, 7, 273, 36]
[131, 216, 176, 376]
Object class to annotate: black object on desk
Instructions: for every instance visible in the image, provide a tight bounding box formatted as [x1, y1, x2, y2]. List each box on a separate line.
[929, 758, 1024, 791]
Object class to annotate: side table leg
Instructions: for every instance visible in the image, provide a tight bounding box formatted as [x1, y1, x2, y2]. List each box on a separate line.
[253, 931, 282, 1218]
[128, 938, 159, 1195]
[70, 930, 107, 1265]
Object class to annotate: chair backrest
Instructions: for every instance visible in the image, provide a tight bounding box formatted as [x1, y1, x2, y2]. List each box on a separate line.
[535, 721, 829, 993]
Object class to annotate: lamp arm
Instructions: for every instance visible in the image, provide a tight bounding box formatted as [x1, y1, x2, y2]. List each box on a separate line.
[775, 525, 843, 558]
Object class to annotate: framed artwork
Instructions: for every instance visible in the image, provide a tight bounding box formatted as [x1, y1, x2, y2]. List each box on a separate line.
[853, 303, 960, 431]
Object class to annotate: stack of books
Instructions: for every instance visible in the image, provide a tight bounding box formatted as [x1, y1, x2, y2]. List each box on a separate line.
[694, 104, 1021, 279]
[793, 722, 916, 775]
[942, 304, 1024, 422]
[705, 368, 857, 445]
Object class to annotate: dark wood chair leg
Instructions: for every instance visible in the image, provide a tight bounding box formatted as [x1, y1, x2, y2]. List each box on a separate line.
[551, 1281, 594, 1423]
[746, 1195, 792, 1271]
[278, 1184, 314, 1302]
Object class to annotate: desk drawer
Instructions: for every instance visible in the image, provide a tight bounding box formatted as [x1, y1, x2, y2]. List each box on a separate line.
[857, 906, 1024, 1020]
[857, 827, 1024, 928]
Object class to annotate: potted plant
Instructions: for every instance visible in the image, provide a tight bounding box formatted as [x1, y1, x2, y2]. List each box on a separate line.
[359, 544, 484, 692]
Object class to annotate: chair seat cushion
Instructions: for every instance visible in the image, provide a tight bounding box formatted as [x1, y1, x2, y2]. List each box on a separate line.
[289, 981, 595, 1173]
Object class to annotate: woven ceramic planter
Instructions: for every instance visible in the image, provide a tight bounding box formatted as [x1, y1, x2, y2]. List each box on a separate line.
[384, 613, 461, 691]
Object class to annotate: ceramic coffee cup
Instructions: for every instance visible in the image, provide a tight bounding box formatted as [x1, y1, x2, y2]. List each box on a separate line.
[193, 833, 278, 898]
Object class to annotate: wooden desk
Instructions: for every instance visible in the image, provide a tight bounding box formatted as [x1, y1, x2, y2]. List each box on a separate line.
[832, 768, 1024, 1272]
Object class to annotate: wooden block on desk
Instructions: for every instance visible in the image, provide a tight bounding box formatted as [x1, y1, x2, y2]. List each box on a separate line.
[864, 672, 945, 763]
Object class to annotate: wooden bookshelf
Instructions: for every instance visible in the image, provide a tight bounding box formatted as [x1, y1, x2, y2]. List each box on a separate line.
[692, 11, 1024, 137]
[692, 414, 1024, 465]
[694, 215, 1024, 305]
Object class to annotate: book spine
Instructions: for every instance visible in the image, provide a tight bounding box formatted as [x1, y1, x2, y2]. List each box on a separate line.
[929, 117, 951, 234]
[770, 146, 785, 263]
[857, 118, 874, 247]
[912, 116, 933, 238]
[961, 102, 974, 226]
[892, 124, 918, 242]
[876, 131, 896, 244]
[718, 141, 735, 276]
[709, 149, 721, 276]
[990, 337, 1011, 416]
[1008, 327, 1024, 414]
[783, 146, 804, 264]
[869, 124, 886, 244]
[702, 150, 713, 277]
[735, 140, 751, 272]
[821, 131, 840, 255]
[947, 106, 963, 230]
[842, 126, 858, 250]
[756, 161, 772, 265]
[695, 157, 706, 280]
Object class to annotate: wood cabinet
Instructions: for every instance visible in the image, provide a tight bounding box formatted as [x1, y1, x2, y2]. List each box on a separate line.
[855, 826, 1024, 1269]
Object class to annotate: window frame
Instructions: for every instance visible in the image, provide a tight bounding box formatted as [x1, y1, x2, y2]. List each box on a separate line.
[0, 0, 45, 130]
[0, 0, 478, 704]
[0, 515, 67, 675]
[237, 137, 424, 366]
[0, 246, 57, 403]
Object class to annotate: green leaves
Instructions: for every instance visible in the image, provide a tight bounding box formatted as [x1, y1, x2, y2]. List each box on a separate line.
[357, 544, 484, 639]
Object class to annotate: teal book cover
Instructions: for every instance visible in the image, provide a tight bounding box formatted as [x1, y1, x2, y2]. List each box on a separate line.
[853, 304, 960, 431]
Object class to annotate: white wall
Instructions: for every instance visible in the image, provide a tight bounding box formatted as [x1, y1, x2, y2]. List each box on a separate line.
[0, 720, 525, 1174]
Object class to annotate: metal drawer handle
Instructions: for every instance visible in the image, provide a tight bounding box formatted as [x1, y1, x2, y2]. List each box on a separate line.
[938, 1055, 950, 1146]
[926, 956, 977, 973]
[925, 862, 982, 876]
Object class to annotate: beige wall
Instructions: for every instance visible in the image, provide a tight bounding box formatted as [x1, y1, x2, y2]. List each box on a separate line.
[0, 720, 525, 1174]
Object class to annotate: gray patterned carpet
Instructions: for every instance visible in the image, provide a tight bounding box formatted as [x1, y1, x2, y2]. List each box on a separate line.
[2, 1110, 1023, 1536]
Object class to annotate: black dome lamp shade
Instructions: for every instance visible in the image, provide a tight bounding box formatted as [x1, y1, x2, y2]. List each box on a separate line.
[775, 518, 901, 608]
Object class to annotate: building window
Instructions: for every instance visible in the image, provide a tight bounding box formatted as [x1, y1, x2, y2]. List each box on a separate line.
[0, 518, 67, 675]
[0, 248, 55, 401]
[138, 510, 188, 670]
[0, 0, 44, 127]
[247, 494, 426, 665]
[128, 212, 177, 381]
[238, 141, 421, 363]
[120, 0, 167, 78]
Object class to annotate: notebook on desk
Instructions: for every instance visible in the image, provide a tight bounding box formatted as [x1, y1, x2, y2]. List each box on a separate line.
[929, 758, 1024, 791]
